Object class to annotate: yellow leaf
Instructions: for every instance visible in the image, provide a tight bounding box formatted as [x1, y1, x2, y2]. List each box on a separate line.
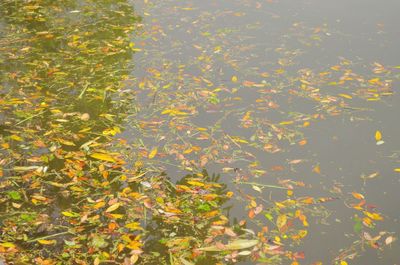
[364, 211, 383, 221]
[57, 138, 76, 146]
[148, 147, 158, 159]
[187, 180, 205, 187]
[126, 240, 142, 250]
[232, 76, 238, 83]
[0, 242, 16, 248]
[61, 211, 79, 217]
[340, 261, 348, 265]
[277, 214, 287, 230]
[93, 201, 106, 209]
[125, 222, 143, 231]
[91, 153, 116, 162]
[109, 213, 124, 219]
[313, 165, 321, 174]
[394, 168, 400, 173]
[280, 121, 294, 125]
[38, 239, 56, 245]
[375, 130, 382, 141]
[10, 135, 23, 141]
[338, 93, 352, 99]
[105, 203, 120, 213]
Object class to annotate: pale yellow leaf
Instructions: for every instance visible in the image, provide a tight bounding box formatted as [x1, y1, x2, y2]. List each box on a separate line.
[277, 214, 287, 230]
[105, 203, 120, 213]
[90, 153, 116, 162]
[198, 239, 258, 251]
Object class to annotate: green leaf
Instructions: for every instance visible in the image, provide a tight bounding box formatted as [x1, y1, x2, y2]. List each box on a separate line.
[7, 191, 21, 200]
[92, 235, 108, 249]
[197, 203, 211, 212]
[353, 218, 363, 233]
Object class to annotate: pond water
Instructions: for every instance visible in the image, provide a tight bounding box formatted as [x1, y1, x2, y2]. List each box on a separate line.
[0, 0, 399, 264]
[128, 0, 400, 264]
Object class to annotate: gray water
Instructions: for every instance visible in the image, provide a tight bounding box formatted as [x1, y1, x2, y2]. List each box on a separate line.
[129, 0, 400, 264]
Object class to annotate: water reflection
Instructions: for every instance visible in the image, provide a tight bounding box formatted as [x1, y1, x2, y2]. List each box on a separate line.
[0, 0, 142, 263]
[141, 170, 234, 264]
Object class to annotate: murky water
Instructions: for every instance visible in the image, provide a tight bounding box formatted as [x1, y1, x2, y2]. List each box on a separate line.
[1, 0, 399, 264]
[130, 0, 400, 264]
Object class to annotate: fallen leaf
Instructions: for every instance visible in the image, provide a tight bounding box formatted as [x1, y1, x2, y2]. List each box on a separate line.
[252, 185, 262, 193]
[385, 236, 395, 245]
[38, 239, 57, 245]
[198, 239, 258, 251]
[375, 130, 382, 141]
[148, 147, 158, 159]
[91, 153, 116, 162]
[277, 214, 287, 230]
[352, 192, 365, 200]
[105, 203, 120, 213]
[0, 242, 16, 248]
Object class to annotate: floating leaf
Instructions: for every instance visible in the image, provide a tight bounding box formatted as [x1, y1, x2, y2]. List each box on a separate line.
[385, 236, 395, 245]
[277, 214, 287, 230]
[148, 147, 158, 159]
[130, 255, 139, 264]
[252, 185, 262, 193]
[57, 138, 76, 146]
[313, 165, 321, 174]
[7, 191, 21, 200]
[364, 211, 383, 221]
[198, 239, 258, 251]
[10, 134, 23, 141]
[125, 222, 143, 231]
[105, 203, 120, 213]
[38, 239, 57, 245]
[90, 153, 116, 162]
[0, 242, 16, 248]
[237, 250, 252, 256]
[338, 93, 352, 99]
[375, 130, 382, 141]
[61, 211, 80, 218]
[352, 192, 364, 200]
